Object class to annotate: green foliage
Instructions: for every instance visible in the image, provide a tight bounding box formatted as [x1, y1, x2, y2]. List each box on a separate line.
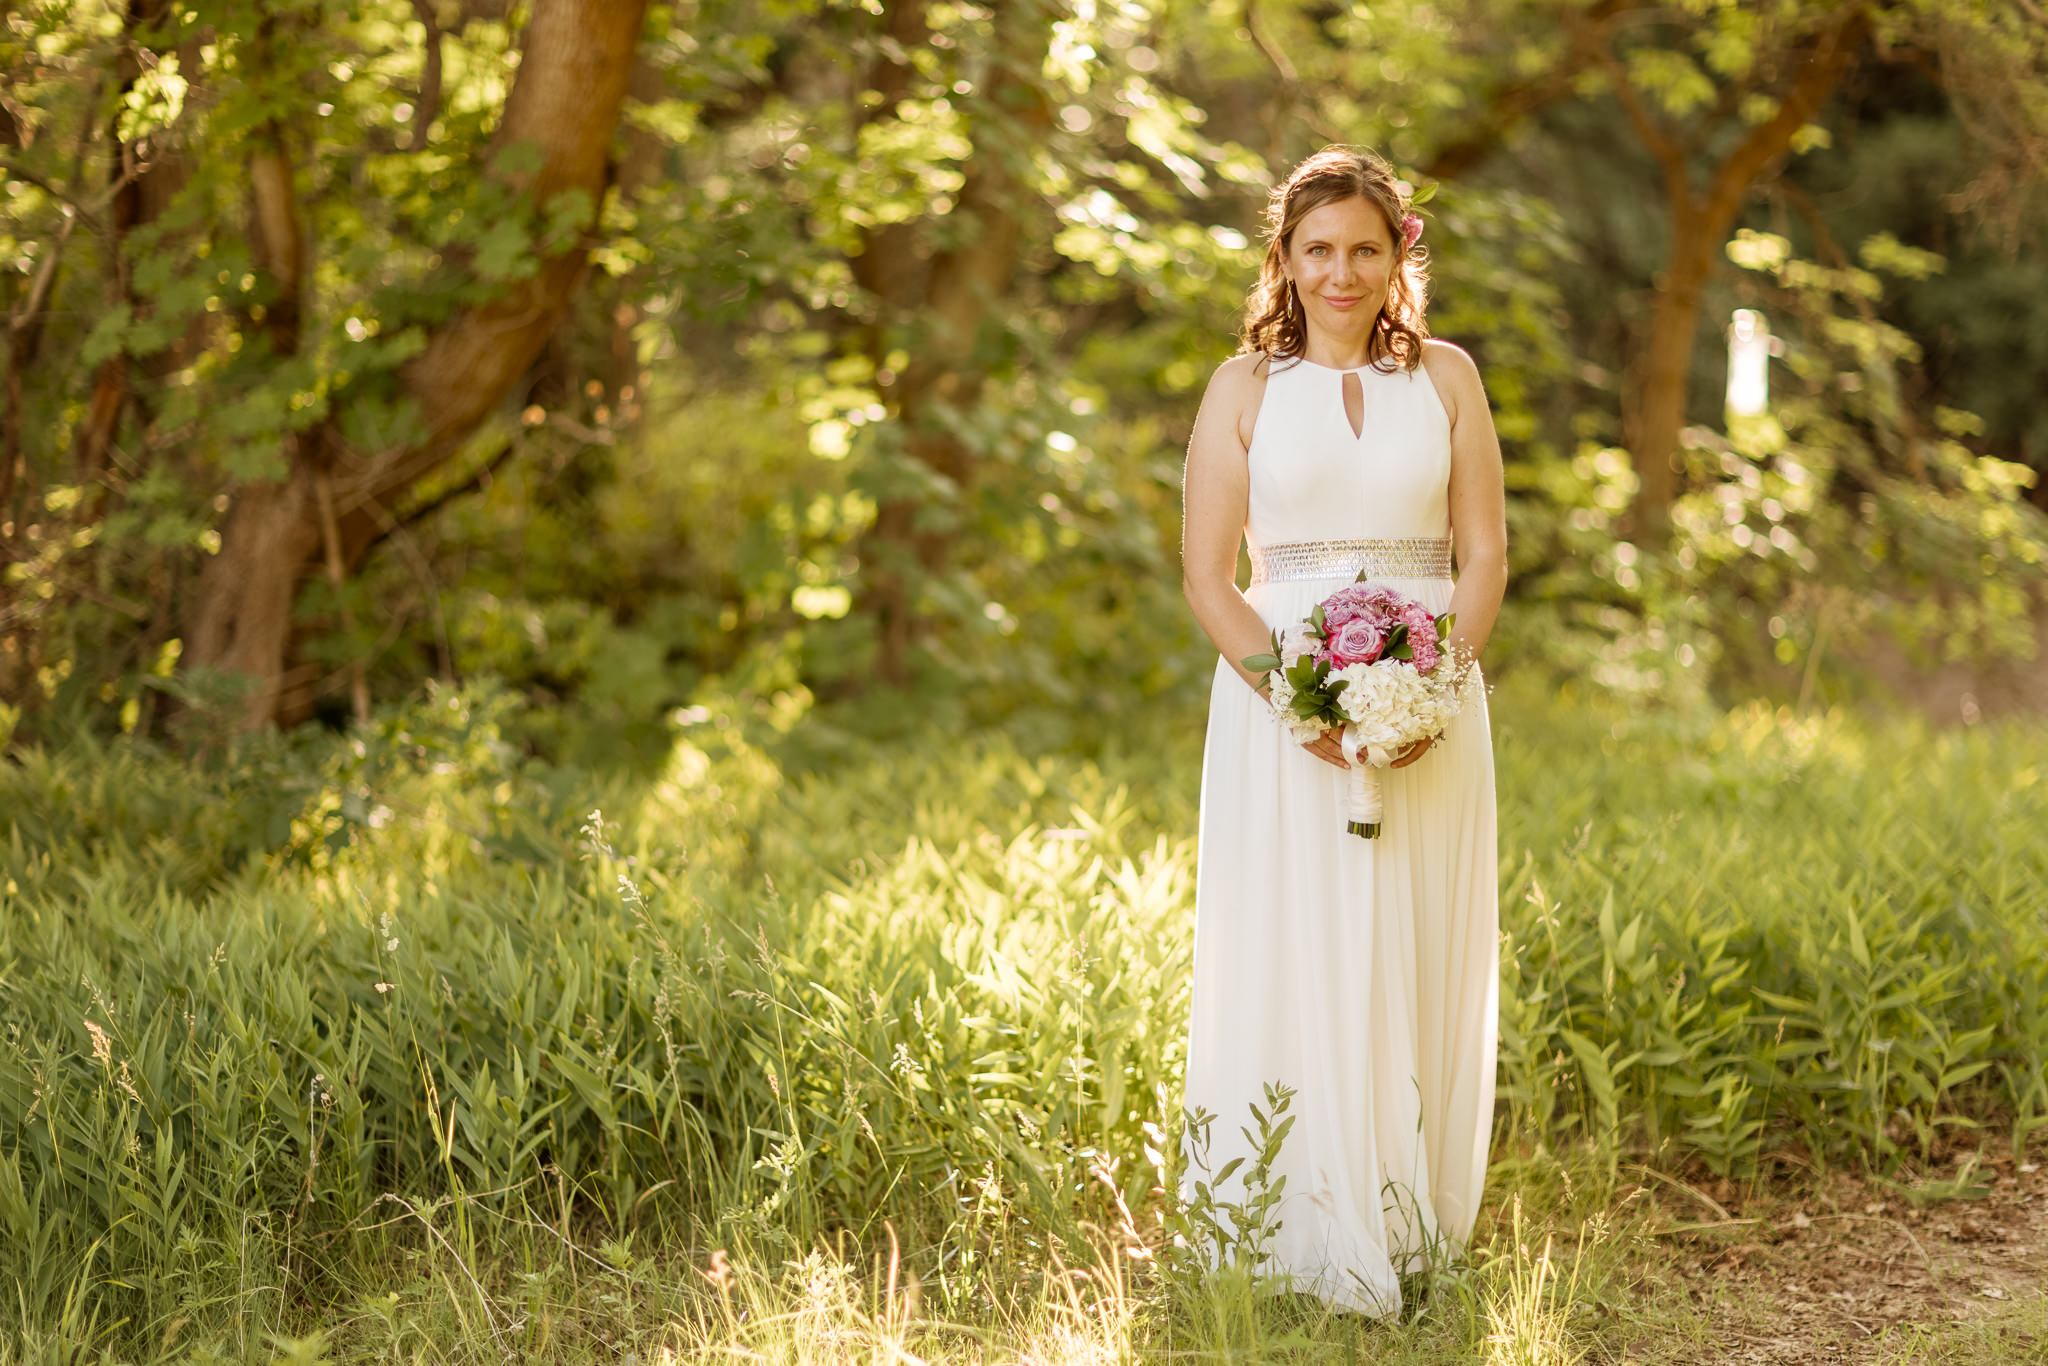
[1495, 691, 2048, 1177]
[2, 680, 2046, 1352]
[1170, 1081, 1298, 1278]
[4, 0, 2044, 745]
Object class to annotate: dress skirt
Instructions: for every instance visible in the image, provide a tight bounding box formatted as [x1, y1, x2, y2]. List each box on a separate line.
[1180, 568, 1498, 1317]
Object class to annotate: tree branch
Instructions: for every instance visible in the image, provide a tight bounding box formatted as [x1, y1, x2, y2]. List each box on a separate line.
[1697, 9, 1869, 231]
[407, 0, 442, 153]
[1242, 0, 1296, 83]
[347, 0, 649, 519]
[1241, 0, 1342, 154]
[0, 158, 105, 233]
[377, 439, 517, 548]
[1423, 0, 1648, 180]
[1596, 49, 1689, 188]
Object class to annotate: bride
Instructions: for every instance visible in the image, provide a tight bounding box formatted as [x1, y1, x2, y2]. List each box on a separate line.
[1176, 145, 1507, 1316]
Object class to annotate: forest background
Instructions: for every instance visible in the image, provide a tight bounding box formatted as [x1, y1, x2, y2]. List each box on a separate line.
[5, 1, 2048, 1361]
[3, 0, 2046, 756]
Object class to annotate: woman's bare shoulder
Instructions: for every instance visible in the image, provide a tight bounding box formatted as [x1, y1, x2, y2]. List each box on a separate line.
[1200, 352, 1270, 442]
[1208, 350, 1271, 395]
[1420, 337, 1480, 383]
[1419, 339, 1482, 425]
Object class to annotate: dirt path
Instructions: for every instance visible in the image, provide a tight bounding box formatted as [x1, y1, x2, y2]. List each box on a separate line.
[1645, 1150, 2048, 1362]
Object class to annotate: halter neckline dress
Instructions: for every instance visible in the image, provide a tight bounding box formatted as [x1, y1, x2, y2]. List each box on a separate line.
[1180, 350, 1499, 1317]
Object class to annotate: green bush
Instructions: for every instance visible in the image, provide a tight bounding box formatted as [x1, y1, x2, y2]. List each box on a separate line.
[1, 680, 2044, 1348]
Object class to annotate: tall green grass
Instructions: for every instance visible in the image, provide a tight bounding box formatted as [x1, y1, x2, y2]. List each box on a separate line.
[0, 679, 2043, 1357]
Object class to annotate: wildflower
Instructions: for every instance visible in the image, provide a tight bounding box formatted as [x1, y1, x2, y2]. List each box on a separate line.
[84, 1018, 111, 1067]
[579, 809, 609, 861]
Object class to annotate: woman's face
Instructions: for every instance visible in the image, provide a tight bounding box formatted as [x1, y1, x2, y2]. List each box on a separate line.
[1282, 195, 1396, 340]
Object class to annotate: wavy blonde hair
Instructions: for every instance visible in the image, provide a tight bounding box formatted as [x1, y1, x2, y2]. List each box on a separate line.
[1239, 146, 1431, 372]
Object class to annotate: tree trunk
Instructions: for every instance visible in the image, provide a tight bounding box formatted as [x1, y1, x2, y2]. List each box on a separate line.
[71, 0, 184, 493]
[1617, 10, 1867, 544]
[1622, 213, 1716, 542]
[183, 0, 648, 730]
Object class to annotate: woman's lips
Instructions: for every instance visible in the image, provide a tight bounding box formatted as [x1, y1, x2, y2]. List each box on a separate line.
[1322, 295, 1363, 310]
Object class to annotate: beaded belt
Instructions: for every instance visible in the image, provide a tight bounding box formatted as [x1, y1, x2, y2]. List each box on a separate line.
[1247, 536, 1454, 584]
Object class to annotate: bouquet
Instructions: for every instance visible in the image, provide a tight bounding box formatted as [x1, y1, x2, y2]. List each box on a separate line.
[1241, 578, 1470, 839]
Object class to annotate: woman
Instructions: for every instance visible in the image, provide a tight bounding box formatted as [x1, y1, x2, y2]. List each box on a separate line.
[1178, 145, 1507, 1316]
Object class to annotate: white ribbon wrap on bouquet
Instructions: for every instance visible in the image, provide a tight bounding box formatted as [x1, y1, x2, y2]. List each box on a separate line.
[1339, 725, 1395, 838]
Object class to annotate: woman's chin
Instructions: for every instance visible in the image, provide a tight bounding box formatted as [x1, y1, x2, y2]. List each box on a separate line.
[1308, 310, 1379, 340]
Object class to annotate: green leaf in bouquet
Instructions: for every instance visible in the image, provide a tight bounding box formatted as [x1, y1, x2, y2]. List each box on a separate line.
[1242, 653, 1281, 673]
[1308, 603, 1327, 638]
[1437, 612, 1456, 640]
[1385, 622, 1409, 655]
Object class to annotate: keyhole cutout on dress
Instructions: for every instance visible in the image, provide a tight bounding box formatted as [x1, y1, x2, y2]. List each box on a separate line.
[1341, 371, 1365, 439]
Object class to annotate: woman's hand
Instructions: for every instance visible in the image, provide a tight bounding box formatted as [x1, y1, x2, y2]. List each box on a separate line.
[1389, 735, 1434, 768]
[1301, 730, 1433, 770]
[1303, 726, 1348, 769]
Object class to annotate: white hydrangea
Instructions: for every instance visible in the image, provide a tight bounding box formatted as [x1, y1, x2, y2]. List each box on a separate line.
[1336, 650, 1473, 751]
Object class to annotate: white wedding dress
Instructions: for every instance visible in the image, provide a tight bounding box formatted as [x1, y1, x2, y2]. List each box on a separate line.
[1180, 351, 1498, 1317]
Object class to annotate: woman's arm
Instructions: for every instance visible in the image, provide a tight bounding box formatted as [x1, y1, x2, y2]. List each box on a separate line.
[1183, 355, 1350, 771]
[1180, 354, 1275, 694]
[1422, 340, 1508, 664]
[1387, 341, 1506, 771]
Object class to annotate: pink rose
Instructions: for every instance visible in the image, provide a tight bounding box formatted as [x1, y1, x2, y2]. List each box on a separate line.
[1318, 584, 1373, 628]
[1319, 583, 1426, 658]
[1328, 617, 1386, 666]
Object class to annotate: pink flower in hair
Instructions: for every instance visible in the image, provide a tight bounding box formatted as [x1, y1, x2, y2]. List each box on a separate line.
[1401, 213, 1424, 250]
